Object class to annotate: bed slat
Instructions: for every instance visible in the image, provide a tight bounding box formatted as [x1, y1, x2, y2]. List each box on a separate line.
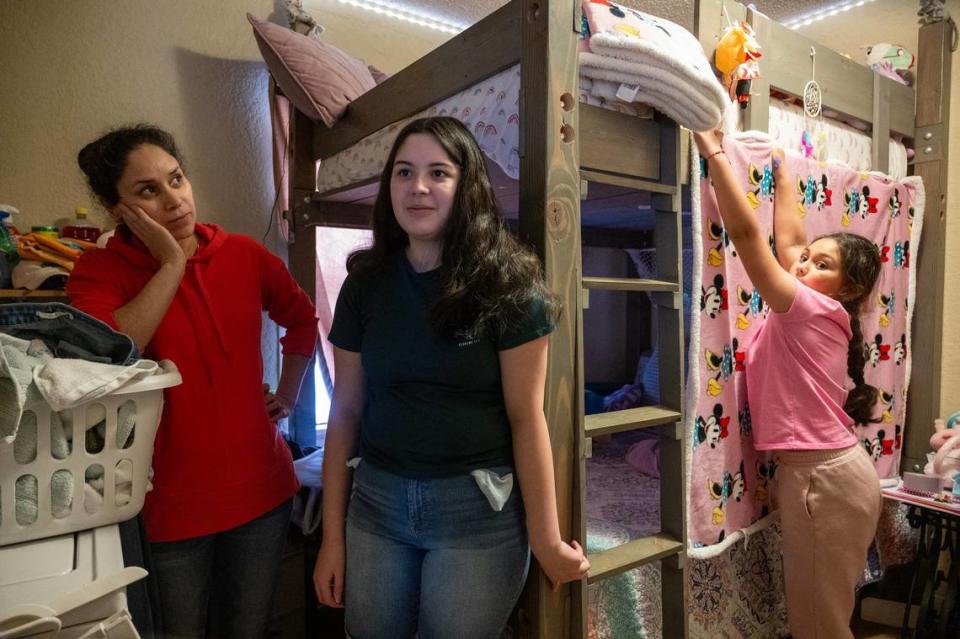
[584, 406, 681, 438]
[582, 276, 678, 292]
[586, 533, 685, 584]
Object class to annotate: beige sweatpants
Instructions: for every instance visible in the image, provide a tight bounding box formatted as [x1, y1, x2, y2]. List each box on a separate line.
[774, 444, 882, 639]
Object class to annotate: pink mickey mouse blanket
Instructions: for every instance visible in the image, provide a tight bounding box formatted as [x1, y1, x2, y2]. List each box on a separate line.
[687, 134, 925, 556]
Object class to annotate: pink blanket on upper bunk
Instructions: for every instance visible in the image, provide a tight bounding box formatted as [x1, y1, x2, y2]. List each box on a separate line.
[687, 134, 925, 555]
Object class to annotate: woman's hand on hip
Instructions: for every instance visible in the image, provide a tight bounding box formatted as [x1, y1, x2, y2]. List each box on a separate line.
[313, 539, 346, 608]
[535, 538, 590, 592]
[116, 202, 186, 268]
[263, 384, 294, 422]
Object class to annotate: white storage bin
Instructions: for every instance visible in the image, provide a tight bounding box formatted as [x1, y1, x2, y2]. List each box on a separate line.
[0, 524, 144, 638]
[0, 361, 181, 546]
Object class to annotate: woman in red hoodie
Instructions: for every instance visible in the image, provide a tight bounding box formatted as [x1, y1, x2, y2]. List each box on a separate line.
[68, 124, 318, 639]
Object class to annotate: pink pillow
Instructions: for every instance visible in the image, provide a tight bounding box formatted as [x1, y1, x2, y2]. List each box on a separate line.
[247, 14, 376, 127]
[368, 65, 390, 84]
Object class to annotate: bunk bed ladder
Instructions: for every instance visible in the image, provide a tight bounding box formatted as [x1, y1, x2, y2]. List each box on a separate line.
[575, 118, 688, 638]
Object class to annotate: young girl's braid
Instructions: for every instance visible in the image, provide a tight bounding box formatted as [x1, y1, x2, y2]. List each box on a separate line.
[823, 233, 882, 424]
[843, 309, 879, 424]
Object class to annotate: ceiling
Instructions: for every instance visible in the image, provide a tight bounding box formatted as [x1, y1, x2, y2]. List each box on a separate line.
[364, 0, 931, 67]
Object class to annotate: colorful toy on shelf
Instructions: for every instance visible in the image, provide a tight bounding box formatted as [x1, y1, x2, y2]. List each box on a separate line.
[864, 43, 915, 86]
[924, 416, 960, 488]
[714, 20, 762, 109]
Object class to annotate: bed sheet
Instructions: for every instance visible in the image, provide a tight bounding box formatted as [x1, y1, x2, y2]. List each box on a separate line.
[768, 98, 909, 179]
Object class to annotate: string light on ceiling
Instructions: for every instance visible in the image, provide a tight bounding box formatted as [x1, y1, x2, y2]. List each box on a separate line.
[783, 0, 878, 30]
[331, 0, 465, 34]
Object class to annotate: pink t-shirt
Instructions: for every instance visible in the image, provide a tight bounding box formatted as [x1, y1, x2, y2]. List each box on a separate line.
[746, 280, 859, 450]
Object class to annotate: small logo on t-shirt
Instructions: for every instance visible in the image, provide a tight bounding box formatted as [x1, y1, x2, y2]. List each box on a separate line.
[455, 328, 481, 348]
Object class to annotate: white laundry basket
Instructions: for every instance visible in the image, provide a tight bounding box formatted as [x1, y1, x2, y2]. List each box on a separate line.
[0, 360, 181, 546]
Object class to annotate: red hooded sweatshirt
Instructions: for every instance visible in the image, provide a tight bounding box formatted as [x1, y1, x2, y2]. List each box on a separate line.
[67, 223, 317, 542]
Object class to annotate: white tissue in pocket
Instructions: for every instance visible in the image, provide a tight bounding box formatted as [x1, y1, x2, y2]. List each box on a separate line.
[470, 469, 514, 512]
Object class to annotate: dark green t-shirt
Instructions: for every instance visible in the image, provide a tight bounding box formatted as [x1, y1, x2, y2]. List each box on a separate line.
[329, 252, 554, 478]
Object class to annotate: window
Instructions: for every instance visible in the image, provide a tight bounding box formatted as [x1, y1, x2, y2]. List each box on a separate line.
[314, 226, 372, 444]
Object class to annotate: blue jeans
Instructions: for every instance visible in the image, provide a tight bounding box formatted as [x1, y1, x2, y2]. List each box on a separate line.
[344, 462, 530, 639]
[0, 302, 138, 364]
[149, 498, 293, 639]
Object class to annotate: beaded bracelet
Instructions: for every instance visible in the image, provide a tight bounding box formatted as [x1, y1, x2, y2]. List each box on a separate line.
[704, 149, 725, 160]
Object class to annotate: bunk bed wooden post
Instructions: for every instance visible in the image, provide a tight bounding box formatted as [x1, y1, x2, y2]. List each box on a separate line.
[743, 7, 770, 132]
[871, 74, 891, 173]
[516, 0, 582, 636]
[903, 18, 952, 473]
[652, 118, 689, 639]
[287, 107, 319, 445]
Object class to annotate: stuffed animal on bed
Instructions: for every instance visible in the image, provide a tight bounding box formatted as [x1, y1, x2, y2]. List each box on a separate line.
[865, 43, 915, 86]
[714, 21, 762, 108]
[924, 415, 960, 487]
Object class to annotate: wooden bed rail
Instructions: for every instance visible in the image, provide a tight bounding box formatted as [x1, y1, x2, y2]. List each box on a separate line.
[312, 0, 523, 160]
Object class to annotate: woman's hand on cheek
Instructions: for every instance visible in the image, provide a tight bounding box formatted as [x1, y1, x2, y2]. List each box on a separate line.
[116, 202, 186, 268]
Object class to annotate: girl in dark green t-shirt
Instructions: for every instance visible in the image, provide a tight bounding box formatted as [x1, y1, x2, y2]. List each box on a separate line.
[313, 117, 590, 637]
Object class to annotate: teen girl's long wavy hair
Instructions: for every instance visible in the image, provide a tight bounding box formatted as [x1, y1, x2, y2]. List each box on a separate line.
[347, 116, 559, 339]
[820, 232, 883, 424]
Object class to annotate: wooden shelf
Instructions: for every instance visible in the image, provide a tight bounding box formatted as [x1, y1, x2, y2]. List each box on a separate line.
[580, 169, 678, 195]
[584, 405, 681, 438]
[587, 533, 685, 584]
[581, 277, 678, 293]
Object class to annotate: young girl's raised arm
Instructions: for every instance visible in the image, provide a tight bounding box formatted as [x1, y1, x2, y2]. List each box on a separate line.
[771, 149, 807, 270]
[694, 130, 797, 313]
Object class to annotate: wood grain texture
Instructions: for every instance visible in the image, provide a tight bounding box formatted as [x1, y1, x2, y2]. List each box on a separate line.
[586, 534, 685, 583]
[288, 109, 319, 446]
[904, 20, 950, 475]
[584, 406, 682, 438]
[516, 1, 581, 637]
[579, 105, 661, 179]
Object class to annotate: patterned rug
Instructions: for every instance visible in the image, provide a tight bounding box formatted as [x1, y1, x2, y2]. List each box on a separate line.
[586, 432, 662, 638]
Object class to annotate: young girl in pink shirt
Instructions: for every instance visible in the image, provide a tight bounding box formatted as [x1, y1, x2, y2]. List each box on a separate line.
[695, 129, 883, 639]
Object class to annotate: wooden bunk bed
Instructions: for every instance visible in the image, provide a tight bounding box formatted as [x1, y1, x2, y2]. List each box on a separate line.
[275, 1, 952, 637]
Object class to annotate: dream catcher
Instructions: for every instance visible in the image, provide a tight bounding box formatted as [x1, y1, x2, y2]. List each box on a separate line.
[801, 46, 827, 161]
[803, 46, 822, 118]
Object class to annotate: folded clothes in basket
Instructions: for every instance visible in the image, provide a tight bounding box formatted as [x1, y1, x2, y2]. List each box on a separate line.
[0, 333, 53, 442]
[34, 358, 160, 413]
[0, 303, 139, 442]
[12, 363, 145, 523]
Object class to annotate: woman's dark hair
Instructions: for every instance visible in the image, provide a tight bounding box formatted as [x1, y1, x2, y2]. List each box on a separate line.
[348, 116, 559, 339]
[820, 232, 883, 424]
[77, 124, 184, 206]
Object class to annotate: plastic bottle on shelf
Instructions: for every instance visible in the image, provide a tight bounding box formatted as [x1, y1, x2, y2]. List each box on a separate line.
[0, 209, 19, 289]
[61, 207, 102, 242]
[0, 212, 18, 256]
[0, 205, 22, 239]
[31, 226, 60, 239]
